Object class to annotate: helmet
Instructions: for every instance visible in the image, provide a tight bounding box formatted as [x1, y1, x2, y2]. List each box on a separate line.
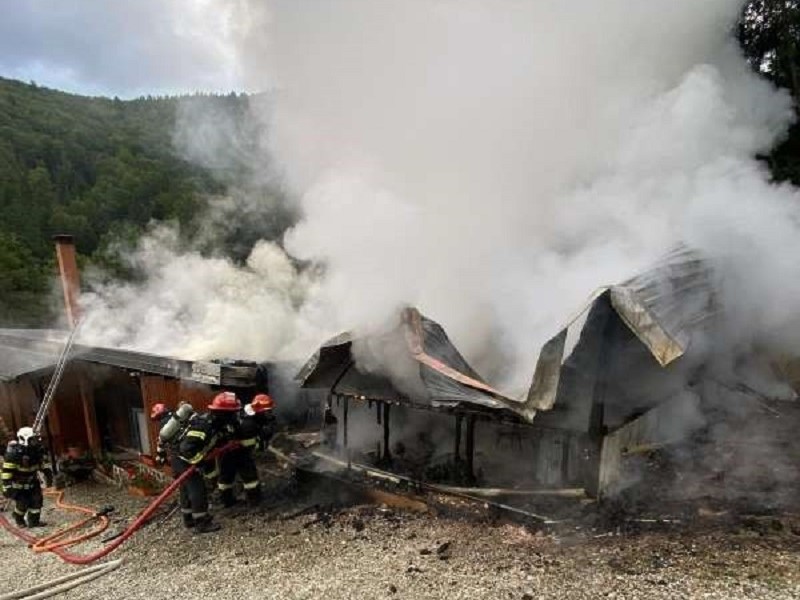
[150, 403, 169, 421]
[208, 391, 241, 412]
[250, 394, 275, 413]
[17, 427, 36, 446]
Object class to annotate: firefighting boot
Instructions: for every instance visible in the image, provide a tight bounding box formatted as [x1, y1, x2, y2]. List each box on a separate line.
[245, 487, 262, 507]
[27, 512, 46, 527]
[193, 515, 221, 534]
[181, 512, 195, 528]
[219, 488, 237, 508]
[12, 511, 26, 528]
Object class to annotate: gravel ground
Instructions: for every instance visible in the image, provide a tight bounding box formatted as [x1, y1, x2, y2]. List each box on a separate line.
[3, 477, 800, 599]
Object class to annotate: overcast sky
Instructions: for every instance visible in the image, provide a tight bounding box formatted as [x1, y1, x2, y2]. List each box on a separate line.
[0, 0, 245, 97]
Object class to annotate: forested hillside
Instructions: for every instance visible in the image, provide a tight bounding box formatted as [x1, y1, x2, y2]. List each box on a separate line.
[0, 78, 252, 326]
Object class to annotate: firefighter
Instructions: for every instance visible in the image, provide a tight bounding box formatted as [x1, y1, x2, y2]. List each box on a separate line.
[150, 402, 196, 467]
[148, 402, 199, 530]
[174, 392, 240, 533]
[2, 427, 46, 528]
[247, 394, 278, 452]
[217, 392, 263, 508]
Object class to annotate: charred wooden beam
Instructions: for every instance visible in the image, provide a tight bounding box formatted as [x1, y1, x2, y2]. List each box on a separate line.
[454, 414, 462, 461]
[382, 403, 391, 461]
[342, 395, 349, 449]
[466, 414, 476, 481]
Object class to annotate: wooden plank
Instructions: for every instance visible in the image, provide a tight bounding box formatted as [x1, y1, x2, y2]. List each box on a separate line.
[78, 368, 102, 456]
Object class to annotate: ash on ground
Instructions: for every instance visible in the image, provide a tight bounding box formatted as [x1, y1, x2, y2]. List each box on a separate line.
[3, 468, 800, 600]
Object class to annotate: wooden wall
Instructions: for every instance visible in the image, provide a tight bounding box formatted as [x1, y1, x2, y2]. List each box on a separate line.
[46, 369, 91, 454]
[138, 376, 218, 457]
[0, 379, 37, 437]
[3, 367, 232, 459]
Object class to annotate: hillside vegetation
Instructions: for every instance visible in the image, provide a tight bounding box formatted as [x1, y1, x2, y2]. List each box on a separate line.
[0, 78, 259, 326]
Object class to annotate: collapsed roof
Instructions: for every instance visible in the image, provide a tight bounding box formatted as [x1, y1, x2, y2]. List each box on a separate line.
[296, 247, 716, 424]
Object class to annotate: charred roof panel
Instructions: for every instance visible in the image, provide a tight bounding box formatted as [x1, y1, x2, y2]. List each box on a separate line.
[0, 347, 57, 382]
[525, 246, 715, 417]
[298, 247, 715, 426]
[0, 329, 258, 387]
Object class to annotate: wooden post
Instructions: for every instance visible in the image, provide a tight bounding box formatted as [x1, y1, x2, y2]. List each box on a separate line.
[342, 396, 349, 449]
[454, 414, 462, 461]
[382, 403, 391, 461]
[465, 419, 474, 477]
[465, 415, 476, 481]
[78, 368, 101, 456]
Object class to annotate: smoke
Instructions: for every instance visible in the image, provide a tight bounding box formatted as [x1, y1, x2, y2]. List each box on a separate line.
[82, 1, 800, 397]
[80, 224, 322, 361]
[224, 0, 796, 392]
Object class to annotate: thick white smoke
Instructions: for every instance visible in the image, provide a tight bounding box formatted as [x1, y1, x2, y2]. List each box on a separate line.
[83, 1, 800, 395]
[247, 0, 797, 390]
[80, 224, 320, 361]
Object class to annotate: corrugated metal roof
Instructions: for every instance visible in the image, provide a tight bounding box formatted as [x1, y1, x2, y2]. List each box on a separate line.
[525, 246, 716, 415]
[297, 246, 716, 425]
[0, 347, 58, 382]
[0, 329, 260, 386]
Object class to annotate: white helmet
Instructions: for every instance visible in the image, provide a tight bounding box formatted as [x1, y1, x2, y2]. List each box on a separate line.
[17, 427, 36, 446]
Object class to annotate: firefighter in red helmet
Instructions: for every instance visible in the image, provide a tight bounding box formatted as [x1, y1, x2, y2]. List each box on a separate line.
[150, 403, 168, 422]
[216, 393, 273, 508]
[247, 394, 278, 452]
[173, 392, 240, 533]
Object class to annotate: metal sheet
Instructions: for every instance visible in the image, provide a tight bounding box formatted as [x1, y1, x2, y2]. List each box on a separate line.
[525, 246, 715, 416]
[0, 347, 57, 382]
[0, 329, 258, 386]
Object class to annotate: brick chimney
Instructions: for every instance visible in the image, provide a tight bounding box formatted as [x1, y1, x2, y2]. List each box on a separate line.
[53, 234, 81, 326]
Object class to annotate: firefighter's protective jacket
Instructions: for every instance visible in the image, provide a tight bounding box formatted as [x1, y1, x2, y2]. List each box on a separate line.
[1, 441, 44, 496]
[237, 413, 260, 451]
[177, 414, 220, 465]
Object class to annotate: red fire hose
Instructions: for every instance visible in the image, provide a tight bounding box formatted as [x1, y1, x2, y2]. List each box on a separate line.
[0, 442, 239, 565]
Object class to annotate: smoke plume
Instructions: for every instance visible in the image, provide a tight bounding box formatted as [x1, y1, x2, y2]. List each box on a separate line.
[84, 1, 800, 397]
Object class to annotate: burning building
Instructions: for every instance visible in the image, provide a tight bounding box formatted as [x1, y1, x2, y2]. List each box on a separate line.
[296, 247, 800, 507]
[0, 236, 309, 472]
[0, 327, 267, 459]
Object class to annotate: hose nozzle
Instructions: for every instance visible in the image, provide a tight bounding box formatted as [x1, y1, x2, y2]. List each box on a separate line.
[95, 505, 115, 518]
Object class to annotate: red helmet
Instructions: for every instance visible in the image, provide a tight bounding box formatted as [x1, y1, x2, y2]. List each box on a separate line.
[208, 391, 241, 412]
[150, 403, 168, 421]
[251, 394, 275, 413]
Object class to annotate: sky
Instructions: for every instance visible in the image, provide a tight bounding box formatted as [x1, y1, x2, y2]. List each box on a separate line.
[0, 0, 244, 97]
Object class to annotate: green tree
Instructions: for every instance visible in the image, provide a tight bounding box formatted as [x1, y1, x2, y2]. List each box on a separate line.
[739, 1, 800, 184]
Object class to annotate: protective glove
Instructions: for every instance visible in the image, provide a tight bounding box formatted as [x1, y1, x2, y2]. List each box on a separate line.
[2, 485, 16, 500]
[155, 449, 167, 466]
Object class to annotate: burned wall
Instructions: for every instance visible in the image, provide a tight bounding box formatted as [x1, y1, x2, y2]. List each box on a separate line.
[324, 395, 591, 489]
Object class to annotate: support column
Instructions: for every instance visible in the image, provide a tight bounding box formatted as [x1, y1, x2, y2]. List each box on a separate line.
[382, 403, 391, 462]
[78, 369, 101, 456]
[465, 415, 476, 481]
[342, 396, 349, 449]
[454, 414, 462, 461]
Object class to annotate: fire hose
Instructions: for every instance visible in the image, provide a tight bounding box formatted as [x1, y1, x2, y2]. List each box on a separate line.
[0, 559, 123, 600]
[0, 441, 239, 565]
[30, 489, 113, 553]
